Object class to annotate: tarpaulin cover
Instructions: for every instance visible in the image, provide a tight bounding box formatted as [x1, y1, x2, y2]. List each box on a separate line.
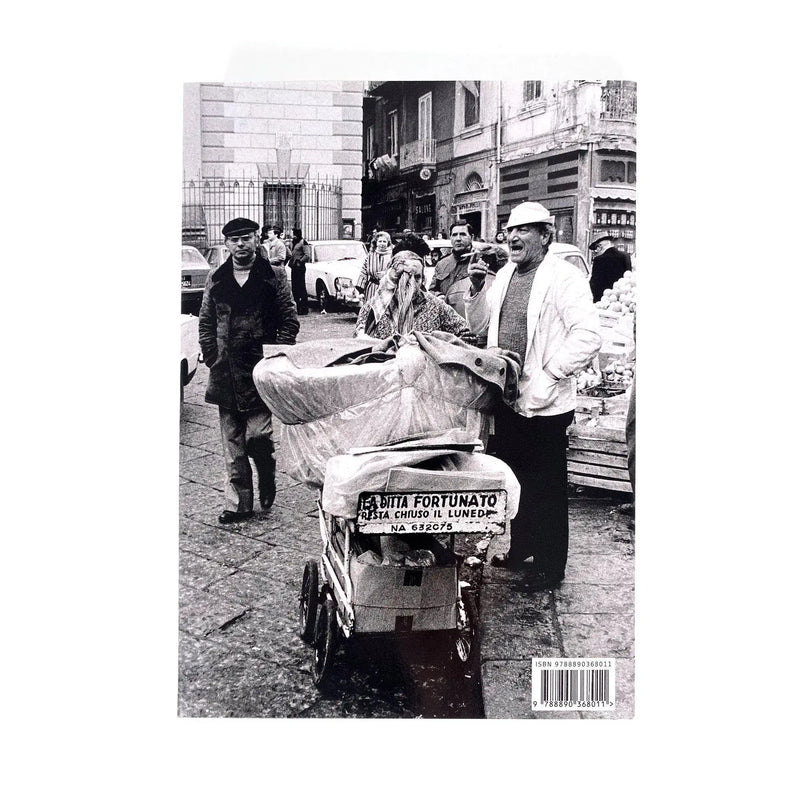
[253, 337, 512, 488]
[321, 445, 520, 520]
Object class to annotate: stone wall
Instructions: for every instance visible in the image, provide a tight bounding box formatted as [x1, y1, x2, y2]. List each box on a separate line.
[185, 82, 365, 238]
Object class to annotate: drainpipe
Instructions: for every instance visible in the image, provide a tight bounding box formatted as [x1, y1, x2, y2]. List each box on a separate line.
[495, 82, 502, 226]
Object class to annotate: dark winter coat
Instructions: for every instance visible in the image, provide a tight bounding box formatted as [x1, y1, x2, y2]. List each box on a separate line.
[199, 254, 299, 411]
[288, 238, 311, 268]
[589, 246, 631, 302]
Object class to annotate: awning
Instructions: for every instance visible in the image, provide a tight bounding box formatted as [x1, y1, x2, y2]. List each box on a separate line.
[592, 187, 636, 201]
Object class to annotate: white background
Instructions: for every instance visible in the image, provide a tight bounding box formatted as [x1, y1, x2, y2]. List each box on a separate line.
[3, 1, 796, 797]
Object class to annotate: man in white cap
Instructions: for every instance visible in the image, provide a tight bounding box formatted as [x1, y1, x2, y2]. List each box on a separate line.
[465, 201, 601, 590]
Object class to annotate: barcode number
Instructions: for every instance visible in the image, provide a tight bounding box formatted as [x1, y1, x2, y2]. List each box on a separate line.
[531, 658, 615, 710]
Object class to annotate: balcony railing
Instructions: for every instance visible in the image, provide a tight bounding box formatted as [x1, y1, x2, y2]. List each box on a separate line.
[600, 81, 637, 121]
[399, 138, 437, 172]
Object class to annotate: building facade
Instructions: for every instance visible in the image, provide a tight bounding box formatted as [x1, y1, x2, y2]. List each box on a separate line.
[498, 80, 637, 255]
[183, 82, 365, 244]
[362, 81, 501, 241]
[362, 80, 636, 256]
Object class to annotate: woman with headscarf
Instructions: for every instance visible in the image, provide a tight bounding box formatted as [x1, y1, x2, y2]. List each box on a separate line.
[355, 230, 393, 305]
[354, 250, 470, 339]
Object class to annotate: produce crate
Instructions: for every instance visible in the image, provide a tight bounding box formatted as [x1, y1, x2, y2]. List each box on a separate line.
[567, 421, 632, 494]
[598, 309, 623, 329]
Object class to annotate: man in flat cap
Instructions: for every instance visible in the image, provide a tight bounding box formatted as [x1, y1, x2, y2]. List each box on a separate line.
[465, 201, 601, 590]
[199, 217, 300, 524]
[588, 234, 631, 302]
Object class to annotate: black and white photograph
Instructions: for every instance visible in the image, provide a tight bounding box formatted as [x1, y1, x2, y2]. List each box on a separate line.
[10, 4, 797, 795]
[179, 79, 637, 718]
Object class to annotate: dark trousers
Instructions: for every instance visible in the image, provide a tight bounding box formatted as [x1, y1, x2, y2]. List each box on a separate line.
[218, 407, 274, 513]
[490, 404, 574, 577]
[290, 264, 309, 314]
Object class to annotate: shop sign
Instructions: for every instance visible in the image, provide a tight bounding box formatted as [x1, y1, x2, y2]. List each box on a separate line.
[455, 200, 483, 214]
[414, 194, 435, 216]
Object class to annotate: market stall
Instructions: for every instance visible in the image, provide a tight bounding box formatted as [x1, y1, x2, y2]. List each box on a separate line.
[568, 270, 636, 494]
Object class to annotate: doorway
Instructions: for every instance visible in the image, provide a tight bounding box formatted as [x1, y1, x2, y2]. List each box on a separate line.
[462, 211, 481, 239]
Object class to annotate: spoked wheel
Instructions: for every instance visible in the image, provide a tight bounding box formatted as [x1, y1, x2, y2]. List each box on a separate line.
[454, 591, 480, 672]
[312, 593, 339, 691]
[299, 559, 319, 643]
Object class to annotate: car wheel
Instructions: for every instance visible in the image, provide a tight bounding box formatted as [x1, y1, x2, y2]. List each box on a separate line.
[316, 281, 331, 312]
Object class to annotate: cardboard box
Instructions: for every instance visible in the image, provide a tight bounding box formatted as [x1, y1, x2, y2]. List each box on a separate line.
[349, 558, 458, 634]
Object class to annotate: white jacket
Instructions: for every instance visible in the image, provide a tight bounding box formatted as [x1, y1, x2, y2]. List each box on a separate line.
[464, 251, 601, 417]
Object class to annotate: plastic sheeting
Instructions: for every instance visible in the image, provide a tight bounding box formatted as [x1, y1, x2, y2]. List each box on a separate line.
[321, 447, 520, 520]
[253, 341, 500, 487]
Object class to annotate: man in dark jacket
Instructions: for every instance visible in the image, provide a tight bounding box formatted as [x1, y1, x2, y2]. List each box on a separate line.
[588, 235, 631, 302]
[287, 227, 311, 315]
[199, 217, 300, 524]
[428, 221, 477, 311]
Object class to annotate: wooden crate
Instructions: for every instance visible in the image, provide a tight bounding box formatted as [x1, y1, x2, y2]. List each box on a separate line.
[568, 422, 632, 494]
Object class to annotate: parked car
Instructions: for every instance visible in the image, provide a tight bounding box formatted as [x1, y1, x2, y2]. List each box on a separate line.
[549, 243, 591, 278]
[180, 313, 201, 403]
[287, 239, 368, 309]
[203, 243, 229, 270]
[425, 238, 453, 267]
[181, 245, 211, 315]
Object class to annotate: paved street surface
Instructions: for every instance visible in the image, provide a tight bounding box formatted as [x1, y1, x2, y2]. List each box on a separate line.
[179, 306, 634, 718]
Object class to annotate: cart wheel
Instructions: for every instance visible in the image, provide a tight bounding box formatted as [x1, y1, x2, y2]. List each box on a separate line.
[312, 593, 339, 691]
[299, 559, 319, 643]
[454, 591, 480, 670]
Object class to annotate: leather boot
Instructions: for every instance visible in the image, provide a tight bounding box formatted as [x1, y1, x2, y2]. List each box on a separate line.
[257, 454, 277, 509]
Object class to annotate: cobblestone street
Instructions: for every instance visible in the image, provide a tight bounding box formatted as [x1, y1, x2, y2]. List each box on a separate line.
[179, 307, 634, 718]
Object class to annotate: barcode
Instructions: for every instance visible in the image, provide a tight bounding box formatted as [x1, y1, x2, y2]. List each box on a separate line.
[531, 658, 615, 710]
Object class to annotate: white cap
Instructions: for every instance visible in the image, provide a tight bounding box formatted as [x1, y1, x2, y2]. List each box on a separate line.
[506, 201, 554, 228]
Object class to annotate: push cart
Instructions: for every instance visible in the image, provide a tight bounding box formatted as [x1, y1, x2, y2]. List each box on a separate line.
[298, 444, 510, 692]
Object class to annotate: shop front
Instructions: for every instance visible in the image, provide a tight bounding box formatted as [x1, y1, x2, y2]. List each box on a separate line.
[590, 191, 636, 256]
[412, 192, 436, 236]
[452, 187, 489, 239]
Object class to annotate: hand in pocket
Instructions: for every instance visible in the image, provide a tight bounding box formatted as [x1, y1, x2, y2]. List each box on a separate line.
[529, 370, 558, 409]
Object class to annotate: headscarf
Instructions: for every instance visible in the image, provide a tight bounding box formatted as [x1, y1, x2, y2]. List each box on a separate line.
[368, 250, 426, 336]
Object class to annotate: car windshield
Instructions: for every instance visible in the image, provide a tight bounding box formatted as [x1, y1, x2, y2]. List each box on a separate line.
[313, 243, 366, 262]
[182, 247, 209, 267]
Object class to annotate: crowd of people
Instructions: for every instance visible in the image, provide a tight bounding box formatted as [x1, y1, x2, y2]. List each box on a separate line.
[197, 200, 634, 592]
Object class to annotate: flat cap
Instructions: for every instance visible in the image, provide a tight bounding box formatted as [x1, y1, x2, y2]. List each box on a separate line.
[221, 217, 260, 237]
[589, 235, 614, 250]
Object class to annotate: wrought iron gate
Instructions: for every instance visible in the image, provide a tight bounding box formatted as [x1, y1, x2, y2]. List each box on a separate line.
[182, 177, 343, 246]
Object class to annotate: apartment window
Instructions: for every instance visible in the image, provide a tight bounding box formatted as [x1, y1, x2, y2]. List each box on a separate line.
[600, 159, 627, 183]
[387, 110, 398, 157]
[524, 81, 543, 103]
[366, 124, 375, 159]
[463, 82, 480, 128]
[418, 92, 432, 141]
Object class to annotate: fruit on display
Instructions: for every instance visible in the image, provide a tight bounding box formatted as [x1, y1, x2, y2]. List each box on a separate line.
[596, 270, 637, 315]
[576, 366, 602, 393]
[602, 358, 635, 388]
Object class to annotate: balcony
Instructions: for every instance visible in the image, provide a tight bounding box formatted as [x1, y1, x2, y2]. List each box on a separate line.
[600, 81, 637, 122]
[399, 138, 437, 173]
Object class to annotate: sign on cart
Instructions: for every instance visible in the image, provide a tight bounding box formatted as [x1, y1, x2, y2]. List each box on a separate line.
[356, 490, 507, 535]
